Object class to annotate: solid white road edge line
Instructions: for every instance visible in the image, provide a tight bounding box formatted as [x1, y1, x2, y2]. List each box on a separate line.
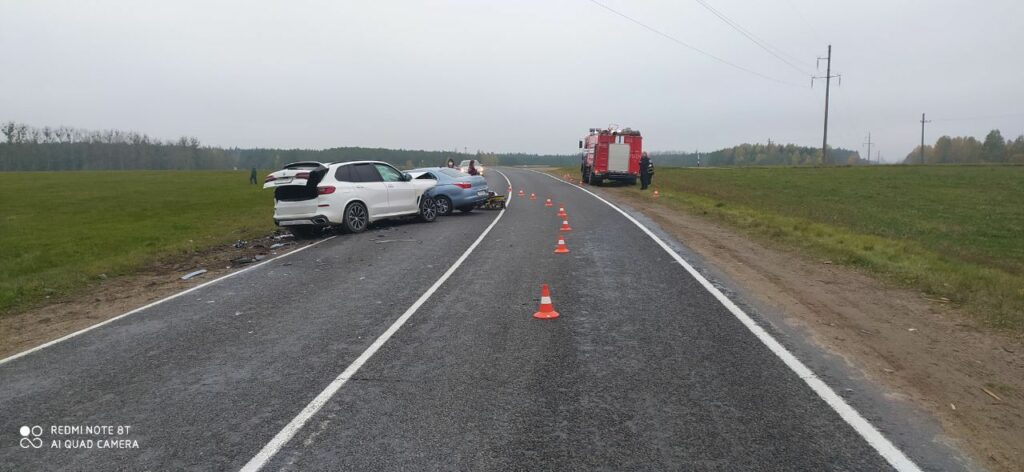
[0, 236, 337, 366]
[531, 169, 922, 472]
[239, 170, 513, 472]
[496, 169, 512, 209]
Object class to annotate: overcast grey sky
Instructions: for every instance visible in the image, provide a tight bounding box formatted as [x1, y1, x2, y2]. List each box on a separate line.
[2, 0, 1022, 161]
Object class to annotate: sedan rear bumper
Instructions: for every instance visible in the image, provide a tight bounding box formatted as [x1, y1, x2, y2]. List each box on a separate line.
[431, 187, 491, 208]
[454, 189, 490, 207]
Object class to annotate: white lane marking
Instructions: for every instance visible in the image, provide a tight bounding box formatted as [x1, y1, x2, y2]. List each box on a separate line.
[530, 169, 922, 472]
[0, 236, 337, 366]
[241, 170, 513, 471]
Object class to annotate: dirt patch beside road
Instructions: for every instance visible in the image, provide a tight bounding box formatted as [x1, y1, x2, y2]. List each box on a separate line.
[0, 230, 320, 361]
[601, 185, 1023, 472]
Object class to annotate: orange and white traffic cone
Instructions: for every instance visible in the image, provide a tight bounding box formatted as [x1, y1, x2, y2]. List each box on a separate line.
[554, 236, 569, 254]
[559, 219, 572, 232]
[529, 192, 536, 200]
[557, 206, 567, 218]
[544, 198, 553, 207]
[518, 189, 525, 197]
[533, 284, 560, 319]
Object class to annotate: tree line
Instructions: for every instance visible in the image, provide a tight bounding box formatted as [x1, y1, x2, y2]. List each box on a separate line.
[0, 122, 233, 171]
[903, 129, 1024, 164]
[0, 122, 576, 171]
[2, 121, 866, 172]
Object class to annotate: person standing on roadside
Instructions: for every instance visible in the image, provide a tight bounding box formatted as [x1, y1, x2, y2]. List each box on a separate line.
[467, 159, 480, 176]
[446, 158, 456, 169]
[639, 152, 652, 190]
[249, 166, 258, 185]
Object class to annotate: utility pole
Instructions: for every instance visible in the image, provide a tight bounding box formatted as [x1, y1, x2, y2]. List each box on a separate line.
[919, 113, 930, 164]
[813, 45, 840, 165]
[863, 132, 873, 165]
[877, 150, 881, 164]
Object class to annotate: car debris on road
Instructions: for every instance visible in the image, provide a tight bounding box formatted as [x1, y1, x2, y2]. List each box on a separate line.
[180, 269, 208, 281]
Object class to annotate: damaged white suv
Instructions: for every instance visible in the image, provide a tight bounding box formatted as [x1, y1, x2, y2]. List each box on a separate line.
[263, 161, 438, 238]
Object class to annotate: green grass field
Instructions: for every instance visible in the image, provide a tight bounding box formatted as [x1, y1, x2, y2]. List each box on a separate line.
[0, 171, 276, 313]
[566, 165, 1024, 330]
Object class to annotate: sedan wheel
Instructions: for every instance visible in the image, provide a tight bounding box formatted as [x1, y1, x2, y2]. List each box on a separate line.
[435, 195, 453, 216]
[343, 202, 368, 233]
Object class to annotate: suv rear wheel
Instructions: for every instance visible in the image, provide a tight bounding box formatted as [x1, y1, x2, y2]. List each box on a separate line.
[343, 202, 369, 233]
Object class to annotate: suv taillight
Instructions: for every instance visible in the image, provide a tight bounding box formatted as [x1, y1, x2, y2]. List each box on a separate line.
[264, 175, 276, 183]
[318, 186, 336, 195]
[296, 171, 311, 179]
[454, 182, 472, 189]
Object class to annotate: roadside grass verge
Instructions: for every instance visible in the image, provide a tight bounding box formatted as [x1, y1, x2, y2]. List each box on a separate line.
[554, 166, 1024, 331]
[0, 171, 276, 314]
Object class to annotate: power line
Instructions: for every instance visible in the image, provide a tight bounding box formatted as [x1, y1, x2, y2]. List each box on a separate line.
[693, 0, 813, 76]
[587, 0, 803, 87]
[931, 112, 1024, 122]
[783, 0, 825, 44]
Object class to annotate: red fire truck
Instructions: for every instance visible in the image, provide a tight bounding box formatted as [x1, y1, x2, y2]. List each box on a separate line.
[578, 126, 643, 185]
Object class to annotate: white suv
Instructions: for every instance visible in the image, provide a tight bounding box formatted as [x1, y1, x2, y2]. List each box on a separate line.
[263, 161, 438, 237]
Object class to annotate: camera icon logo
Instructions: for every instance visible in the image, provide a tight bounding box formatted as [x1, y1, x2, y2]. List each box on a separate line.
[19, 425, 43, 448]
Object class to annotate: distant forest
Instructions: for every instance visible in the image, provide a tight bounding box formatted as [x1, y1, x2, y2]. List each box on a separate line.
[650, 141, 865, 166]
[1, 122, 863, 171]
[904, 129, 1024, 164]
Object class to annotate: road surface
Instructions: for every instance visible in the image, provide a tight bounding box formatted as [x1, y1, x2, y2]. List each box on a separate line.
[1, 168, 963, 470]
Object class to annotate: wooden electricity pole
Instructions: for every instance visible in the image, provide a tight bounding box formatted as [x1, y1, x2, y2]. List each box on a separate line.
[813, 45, 840, 165]
[863, 132, 873, 165]
[920, 113, 931, 164]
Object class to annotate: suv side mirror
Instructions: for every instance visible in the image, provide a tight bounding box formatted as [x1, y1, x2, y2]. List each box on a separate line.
[402, 172, 412, 181]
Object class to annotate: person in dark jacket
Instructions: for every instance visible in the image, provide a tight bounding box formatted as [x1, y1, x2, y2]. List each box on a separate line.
[249, 166, 258, 185]
[447, 158, 456, 169]
[467, 160, 480, 176]
[639, 152, 652, 190]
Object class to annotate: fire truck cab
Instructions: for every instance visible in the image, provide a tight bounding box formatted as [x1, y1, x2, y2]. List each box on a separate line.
[579, 126, 643, 186]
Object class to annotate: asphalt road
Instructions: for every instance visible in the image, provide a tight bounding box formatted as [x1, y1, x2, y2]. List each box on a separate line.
[0, 168, 960, 471]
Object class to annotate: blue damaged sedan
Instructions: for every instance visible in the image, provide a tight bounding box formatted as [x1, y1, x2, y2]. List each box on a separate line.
[408, 167, 490, 215]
